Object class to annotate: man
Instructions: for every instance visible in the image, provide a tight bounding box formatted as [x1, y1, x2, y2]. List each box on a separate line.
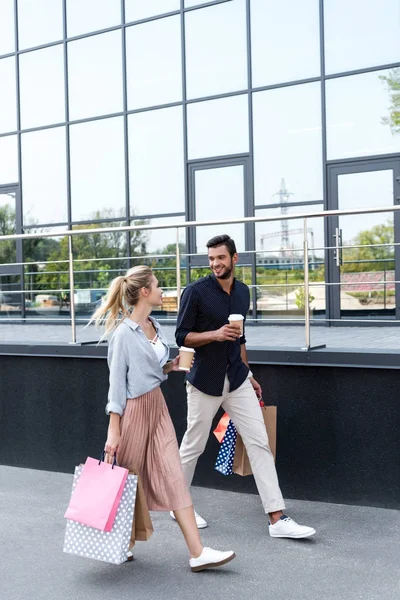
[171, 234, 316, 539]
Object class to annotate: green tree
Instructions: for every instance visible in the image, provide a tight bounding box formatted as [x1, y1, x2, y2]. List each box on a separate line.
[342, 221, 394, 272]
[0, 205, 17, 264]
[380, 68, 400, 135]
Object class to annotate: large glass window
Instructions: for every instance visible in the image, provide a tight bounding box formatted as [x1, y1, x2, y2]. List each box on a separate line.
[126, 16, 182, 110]
[17, 0, 63, 50]
[68, 31, 123, 121]
[255, 205, 325, 318]
[194, 165, 245, 252]
[251, 0, 320, 87]
[0, 191, 16, 264]
[70, 117, 126, 222]
[336, 169, 395, 316]
[0, 58, 17, 134]
[326, 70, 400, 160]
[187, 95, 249, 159]
[19, 46, 65, 130]
[66, 0, 122, 37]
[253, 83, 323, 205]
[132, 216, 186, 254]
[0, 136, 18, 184]
[324, 0, 400, 74]
[130, 216, 187, 303]
[0, 0, 15, 56]
[128, 106, 184, 217]
[185, 0, 247, 99]
[21, 128, 67, 226]
[125, 0, 179, 21]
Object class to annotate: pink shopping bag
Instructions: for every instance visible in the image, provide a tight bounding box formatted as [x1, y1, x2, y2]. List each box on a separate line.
[64, 456, 128, 532]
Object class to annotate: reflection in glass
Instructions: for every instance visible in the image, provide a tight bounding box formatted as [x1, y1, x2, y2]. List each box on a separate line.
[126, 16, 182, 110]
[0, 58, 17, 133]
[255, 205, 325, 317]
[128, 107, 184, 217]
[125, 0, 179, 21]
[72, 222, 128, 312]
[253, 83, 323, 205]
[251, 0, 320, 87]
[131, 216, 187, 308]
[68, 31, 123, 120]
[324, 0, 400, 74]
[326, 70, 400, 160]
[0, 191, 16, 264]
[194, 166, 245, 252]
[70, 117, 125, 222]
[17, 0, 63, 50]
[0, 274, 21, 316]
[23, 225, 69, 317]
[67, 0, 122, 37]
[0, 135, 18, 184]
[187, 95, 249, 159]
[0, 0, 15, 56]
[21, 128, 68, 225]
[185, 0, 247, 99]
[337, 170, 394, 314]
[19, 46, 65, 129]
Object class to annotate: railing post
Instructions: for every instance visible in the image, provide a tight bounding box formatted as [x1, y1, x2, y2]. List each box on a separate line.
[176, 228, 181, 312]
[303, 218, 311, 350]
[68, 235, 77, 344]
[301, 218, 326, 352]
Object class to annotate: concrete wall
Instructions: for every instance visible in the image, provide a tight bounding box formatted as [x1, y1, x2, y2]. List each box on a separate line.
[0, 352, 398, 509]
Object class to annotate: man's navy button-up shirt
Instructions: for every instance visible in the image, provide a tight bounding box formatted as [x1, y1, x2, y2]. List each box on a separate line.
[175, 274, 250, 396]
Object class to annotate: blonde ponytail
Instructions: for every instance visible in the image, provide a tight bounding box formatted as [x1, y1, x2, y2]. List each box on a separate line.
[90, 265, 153, 337]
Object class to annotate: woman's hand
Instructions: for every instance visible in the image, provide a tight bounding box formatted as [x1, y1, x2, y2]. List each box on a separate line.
[104, 428, 121, 464]
[170, 355, 181, 371]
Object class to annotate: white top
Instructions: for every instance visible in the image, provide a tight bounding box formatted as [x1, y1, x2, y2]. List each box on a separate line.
[150, 336, 167, 364]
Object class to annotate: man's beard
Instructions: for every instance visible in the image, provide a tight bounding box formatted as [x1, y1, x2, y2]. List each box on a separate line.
[213, 260, 233, 280]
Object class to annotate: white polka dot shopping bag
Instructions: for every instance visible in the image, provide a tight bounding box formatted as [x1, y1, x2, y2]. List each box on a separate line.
[63, 460, 138, 564]
[214, 418, 237, 476]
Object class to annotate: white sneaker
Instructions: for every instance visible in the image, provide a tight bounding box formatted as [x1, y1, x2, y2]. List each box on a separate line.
[269, 515, 316, 539]
[170, 510, 208, 529]
[189, 547, 236, 572]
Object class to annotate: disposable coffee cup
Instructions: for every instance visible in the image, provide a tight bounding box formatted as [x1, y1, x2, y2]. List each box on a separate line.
[178, 347, 195, 371]
[228, 313, 244, 335]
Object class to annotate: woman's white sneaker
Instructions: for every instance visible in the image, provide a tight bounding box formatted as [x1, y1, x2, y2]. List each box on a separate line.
[170, 510, 208, 529]
[189, 547, 236, 572]
[269, 515, 316, 539]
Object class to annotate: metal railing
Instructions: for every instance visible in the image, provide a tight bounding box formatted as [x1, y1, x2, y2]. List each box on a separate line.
[1, 204, 400, 349]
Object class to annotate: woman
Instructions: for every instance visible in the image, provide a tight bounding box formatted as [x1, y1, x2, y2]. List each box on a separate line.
[91, 265, 235, 572]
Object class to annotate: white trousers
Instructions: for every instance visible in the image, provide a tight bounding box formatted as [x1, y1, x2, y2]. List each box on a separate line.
[179, 375, 285, 514]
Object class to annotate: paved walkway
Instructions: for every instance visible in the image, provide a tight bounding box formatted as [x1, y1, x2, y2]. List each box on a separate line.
[1, 322, 400, 351]
[1, 466, 399, 600]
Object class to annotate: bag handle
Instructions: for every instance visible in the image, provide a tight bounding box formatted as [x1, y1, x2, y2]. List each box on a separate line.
[99, 450, 117, 469]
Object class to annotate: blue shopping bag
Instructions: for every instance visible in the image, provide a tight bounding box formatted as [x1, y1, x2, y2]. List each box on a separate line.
[214, 419, 237, 476]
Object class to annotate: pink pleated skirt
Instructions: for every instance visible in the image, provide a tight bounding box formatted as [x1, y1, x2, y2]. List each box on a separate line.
[118, 386, 192, 512]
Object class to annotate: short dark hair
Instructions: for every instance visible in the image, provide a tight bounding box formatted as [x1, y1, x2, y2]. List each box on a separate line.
[206, 234, 237, 257]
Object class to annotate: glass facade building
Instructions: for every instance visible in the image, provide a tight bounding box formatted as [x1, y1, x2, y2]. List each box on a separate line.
[0, 0, 399, 322]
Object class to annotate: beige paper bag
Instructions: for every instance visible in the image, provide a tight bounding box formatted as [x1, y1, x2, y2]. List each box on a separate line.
[233, 405, 277, 476]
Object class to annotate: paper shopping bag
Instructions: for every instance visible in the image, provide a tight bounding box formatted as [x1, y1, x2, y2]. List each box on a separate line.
[130, 475, 154, 546]
[233, 405, 277, 476]
[64, 456, 128, 531]
[63, 467, 138, 564]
